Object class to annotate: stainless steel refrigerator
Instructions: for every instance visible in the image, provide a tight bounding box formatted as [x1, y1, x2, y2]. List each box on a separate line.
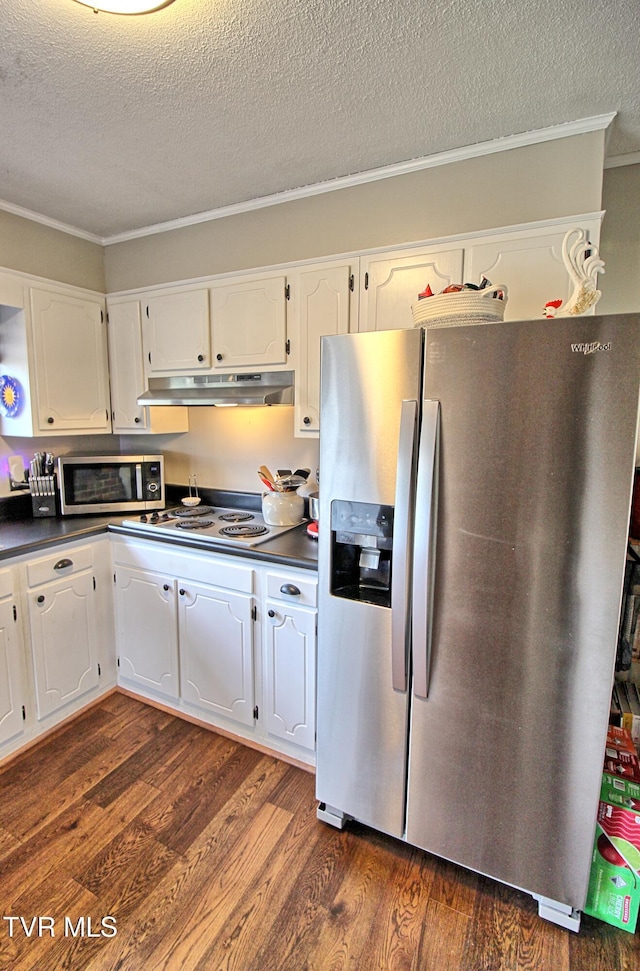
[315, 315, 640, 931]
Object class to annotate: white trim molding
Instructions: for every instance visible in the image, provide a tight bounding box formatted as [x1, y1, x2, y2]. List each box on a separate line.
[605, 151, 640, 169]
[104, 114, 617, 246]
[0, 198, 103, 245]
[0, 113, 617, 247]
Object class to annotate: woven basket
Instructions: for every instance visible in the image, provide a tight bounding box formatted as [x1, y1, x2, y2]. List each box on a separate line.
[412, 284, 508, 328]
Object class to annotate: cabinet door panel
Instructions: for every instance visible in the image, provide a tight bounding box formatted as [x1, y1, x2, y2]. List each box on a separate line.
[294, 264, 353, 434]
[179, 582, 254, 726]
[30, 288, 111, 432]
[29, 570, 99, 719]
[264, 600, 316, 750]
[115, 567, 179, 698]
[108, 301, 189, 434]
[463, 219, 601, 322]
[145, 289, 211, 371]
[211, 276, 287, 368]
[360, 248, 463, 332]
[107, 300, 148, 430]
[0, 593, 24, 747]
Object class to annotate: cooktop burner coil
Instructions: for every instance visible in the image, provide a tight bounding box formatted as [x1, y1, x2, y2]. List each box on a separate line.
[218, 524, 269, 538]
[171, 506, 216, 518]
[175, 519, 215, 530]
[217, 512, 255, 523]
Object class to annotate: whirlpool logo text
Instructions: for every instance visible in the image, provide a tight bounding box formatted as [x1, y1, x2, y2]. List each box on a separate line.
[570, 341, 612, 355]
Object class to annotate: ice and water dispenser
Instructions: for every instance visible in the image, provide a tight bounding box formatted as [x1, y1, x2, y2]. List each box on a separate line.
[329, 500, 394, 608]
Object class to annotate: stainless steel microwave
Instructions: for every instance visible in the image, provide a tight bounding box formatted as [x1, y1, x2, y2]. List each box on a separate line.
[57, 454, 164, 515]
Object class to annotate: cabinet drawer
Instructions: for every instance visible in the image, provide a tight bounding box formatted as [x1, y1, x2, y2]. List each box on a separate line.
[26, 545, 93, 588]
[175, 554, 254, 593]
[113, 539, 254, 594]
[265, 571, 317, 608]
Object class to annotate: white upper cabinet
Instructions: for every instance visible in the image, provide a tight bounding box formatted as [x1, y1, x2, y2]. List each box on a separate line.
[462, 216, 603, 322]
[210, 274, 288, 369]
[359, 246, 464, 332]
[107, 298, 188, 434]
[30, 287, 111, 433]
[0, 271, 25, 310]
[143, 287, 211, 372]
[107, 299, 147, 429]
[1, 276, 112, 437]
[289, 260, 357, 435]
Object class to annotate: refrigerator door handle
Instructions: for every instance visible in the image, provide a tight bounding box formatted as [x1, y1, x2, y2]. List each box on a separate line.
[412, 398, 440, 699]
[391, 398, 418, 691]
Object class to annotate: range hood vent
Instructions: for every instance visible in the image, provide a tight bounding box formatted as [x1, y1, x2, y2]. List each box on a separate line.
[137, 371, 295, 407]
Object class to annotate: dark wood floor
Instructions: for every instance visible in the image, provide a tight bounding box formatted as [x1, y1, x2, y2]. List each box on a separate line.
[0, 693, 637, 970]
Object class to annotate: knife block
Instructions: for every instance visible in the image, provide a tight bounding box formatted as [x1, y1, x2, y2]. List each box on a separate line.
[30, 474, 58, 517]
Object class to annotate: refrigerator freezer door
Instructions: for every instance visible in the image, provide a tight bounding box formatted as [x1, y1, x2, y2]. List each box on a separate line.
[316, 327, 422, 838]
[406, 315, 640, 910]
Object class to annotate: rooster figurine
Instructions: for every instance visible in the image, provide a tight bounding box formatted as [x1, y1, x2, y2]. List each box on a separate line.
[543, 228, 605, 318]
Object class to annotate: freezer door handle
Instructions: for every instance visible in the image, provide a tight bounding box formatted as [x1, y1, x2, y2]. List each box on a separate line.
[412, 399, 440, 699]
[391, 398, 418, 691]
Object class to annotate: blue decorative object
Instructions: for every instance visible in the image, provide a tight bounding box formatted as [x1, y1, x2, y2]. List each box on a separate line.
[0, 375, 22, 418]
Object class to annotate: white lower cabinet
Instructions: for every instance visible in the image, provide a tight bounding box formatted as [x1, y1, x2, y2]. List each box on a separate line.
[179, 581, 254, 726]
[264, 597, 316, 751]
[113, 540, 257, 736]
[263, 568, 317, 754]
[114, 567, 179, 699]
[0, 567, 26, 749]
[112, 537, 317, 764]
[0, 539, 114, 762]
[26, 546, 102, 720]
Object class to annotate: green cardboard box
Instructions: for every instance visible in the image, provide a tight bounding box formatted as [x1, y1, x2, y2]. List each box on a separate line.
[584, 791, 640, 932]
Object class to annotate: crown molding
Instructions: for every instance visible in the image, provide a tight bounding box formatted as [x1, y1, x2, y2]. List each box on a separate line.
[104, 113, 617, 245]
[0, 113, 617, 246]
[605, 151, 640, 169]
[0, 198, 103, 244]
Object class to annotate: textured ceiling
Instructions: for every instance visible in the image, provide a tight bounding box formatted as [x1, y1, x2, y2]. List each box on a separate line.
[1, 0, 639, 240]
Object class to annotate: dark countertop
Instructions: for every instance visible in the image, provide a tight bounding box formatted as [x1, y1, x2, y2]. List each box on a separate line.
[0, 511, 125, 561]
[0, 494, 318, 571]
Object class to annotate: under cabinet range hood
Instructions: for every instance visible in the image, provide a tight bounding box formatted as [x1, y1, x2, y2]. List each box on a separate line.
[137, 371, 295, 407]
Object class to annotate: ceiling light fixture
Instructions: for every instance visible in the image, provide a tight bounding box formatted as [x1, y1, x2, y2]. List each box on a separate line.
[73, 0, 176, 13]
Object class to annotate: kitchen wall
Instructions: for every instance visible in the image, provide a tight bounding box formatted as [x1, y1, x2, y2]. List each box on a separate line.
[103, 129, 609, 492]
[121, 407, 319, 495]
[2, 130, 639, 497]
[0, 210, 104, 292]
[598, 162, 640, 315]
[103, 132, 606, 291]
[0, 215, 107, 497]
[0, 434, 121, 500]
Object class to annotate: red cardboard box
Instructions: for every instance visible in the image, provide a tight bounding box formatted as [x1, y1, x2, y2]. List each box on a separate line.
[607, 725, 637, 755]
[603, 726, 640, 785]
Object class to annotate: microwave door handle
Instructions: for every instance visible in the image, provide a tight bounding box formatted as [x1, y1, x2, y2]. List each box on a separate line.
[391, 399, 418, 692]
[135, 463, 143, 500]
[412, 399, 440, 699]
